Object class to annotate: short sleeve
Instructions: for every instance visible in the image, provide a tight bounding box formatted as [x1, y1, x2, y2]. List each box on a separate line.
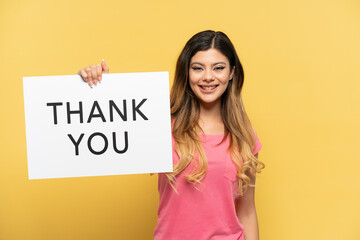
[252, 130, 262, 155]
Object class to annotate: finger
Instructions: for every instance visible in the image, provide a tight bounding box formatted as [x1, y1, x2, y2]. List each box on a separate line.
[79, 69, 88, 82]
[90, 65, 98, 85]
[85, 67, 94, 87]
[96, 64, 102, 82]
[101, 59, 109, 73]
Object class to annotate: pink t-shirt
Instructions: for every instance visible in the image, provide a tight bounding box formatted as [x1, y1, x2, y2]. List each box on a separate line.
[154, 131, 262, 240]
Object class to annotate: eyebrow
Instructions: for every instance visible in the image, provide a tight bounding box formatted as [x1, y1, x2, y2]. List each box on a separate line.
[190, 62, 227, 66]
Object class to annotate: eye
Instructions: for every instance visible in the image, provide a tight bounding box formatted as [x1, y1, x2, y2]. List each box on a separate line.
[214, 66, 225, 71]
[191, 67, 203, 71]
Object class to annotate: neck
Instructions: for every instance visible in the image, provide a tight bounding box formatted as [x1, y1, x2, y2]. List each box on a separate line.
[198, 99, 224, 134]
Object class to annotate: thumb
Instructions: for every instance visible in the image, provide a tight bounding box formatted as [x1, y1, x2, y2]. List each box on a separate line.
[101, 59, 109, 73]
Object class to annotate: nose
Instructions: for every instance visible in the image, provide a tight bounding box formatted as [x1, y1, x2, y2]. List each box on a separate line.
[203, 69, 214, 82]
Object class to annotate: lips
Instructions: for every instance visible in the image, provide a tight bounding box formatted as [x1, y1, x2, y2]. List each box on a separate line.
[199, 85, 218, 90]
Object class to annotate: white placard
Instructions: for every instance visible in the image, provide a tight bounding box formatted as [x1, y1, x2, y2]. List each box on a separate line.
[23, 72, 173, 179]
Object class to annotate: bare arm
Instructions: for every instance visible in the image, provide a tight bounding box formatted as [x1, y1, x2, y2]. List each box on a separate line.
[235, 153, 259, 240]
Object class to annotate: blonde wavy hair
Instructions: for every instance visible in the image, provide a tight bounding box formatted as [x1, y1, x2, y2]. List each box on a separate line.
[167, 30, 265, 196]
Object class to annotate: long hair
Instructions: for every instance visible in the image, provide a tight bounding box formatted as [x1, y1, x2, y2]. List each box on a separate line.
[168, 30, 265, 195]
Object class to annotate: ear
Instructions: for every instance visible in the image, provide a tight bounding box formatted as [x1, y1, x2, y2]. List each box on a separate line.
[229, 66, 235, 80]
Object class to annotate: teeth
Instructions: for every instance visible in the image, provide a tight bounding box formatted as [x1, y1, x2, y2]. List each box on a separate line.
[202, 86, 216, 90]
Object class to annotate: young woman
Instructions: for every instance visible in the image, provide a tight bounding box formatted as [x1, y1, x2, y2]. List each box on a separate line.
[79, 30, 265, 240]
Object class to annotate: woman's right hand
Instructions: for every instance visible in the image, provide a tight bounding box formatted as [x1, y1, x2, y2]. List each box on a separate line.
[78, 59, 110, 87]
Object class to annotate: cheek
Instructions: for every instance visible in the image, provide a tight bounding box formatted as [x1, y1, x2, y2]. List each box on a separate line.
[189, 81, 198, 95]
[219, 80, 230, 94]
[188, 74, 199, 89]
[187, 77, 195, 93]
[188, 72, 199, 84]
[220, 78, 230, 87]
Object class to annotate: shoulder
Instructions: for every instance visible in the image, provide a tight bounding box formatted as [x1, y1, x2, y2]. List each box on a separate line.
[252, 129, 262, 155]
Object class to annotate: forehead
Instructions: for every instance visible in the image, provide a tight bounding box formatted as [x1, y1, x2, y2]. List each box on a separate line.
[190, 48, 229, 64]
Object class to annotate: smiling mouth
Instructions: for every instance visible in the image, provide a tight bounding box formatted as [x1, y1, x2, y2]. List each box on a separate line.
[200, 85, 218, 90]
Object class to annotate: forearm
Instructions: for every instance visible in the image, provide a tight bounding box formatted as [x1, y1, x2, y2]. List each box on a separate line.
[236, 160, 260, 240]
[239, 210, 259, 240]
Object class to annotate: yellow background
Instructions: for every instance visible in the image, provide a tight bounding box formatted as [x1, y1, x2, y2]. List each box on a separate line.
[1, 0, 359, 239]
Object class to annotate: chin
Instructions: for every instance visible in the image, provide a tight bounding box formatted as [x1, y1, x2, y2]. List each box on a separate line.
[198, 97, 221, 106]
